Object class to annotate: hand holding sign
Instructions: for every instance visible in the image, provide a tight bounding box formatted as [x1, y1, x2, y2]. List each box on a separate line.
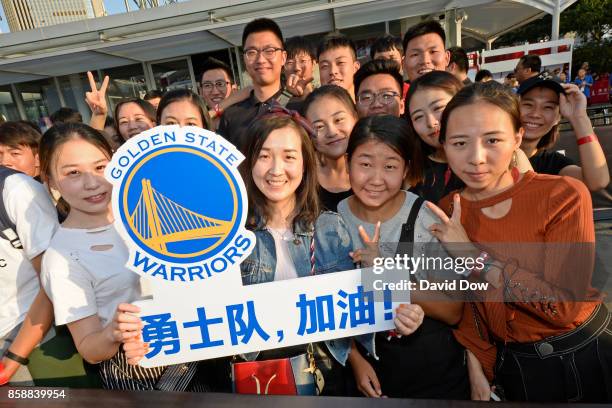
[105, 126, 396, 368]
[109, 303, 143, 343]
[349, 221, 381, 267]
[394, 304, 424, 336]
[85, 71, 110, 116]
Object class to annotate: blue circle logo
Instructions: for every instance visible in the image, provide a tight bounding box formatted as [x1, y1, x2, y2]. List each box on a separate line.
[118, 145, 242, 264]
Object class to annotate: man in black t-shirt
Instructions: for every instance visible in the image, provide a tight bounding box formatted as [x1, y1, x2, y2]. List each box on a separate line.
[217, 18, 302, 153]
[528, 149, 575, 175]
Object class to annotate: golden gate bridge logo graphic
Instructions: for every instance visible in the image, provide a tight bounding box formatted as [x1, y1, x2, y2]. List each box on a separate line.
[128, 178, 232, 256]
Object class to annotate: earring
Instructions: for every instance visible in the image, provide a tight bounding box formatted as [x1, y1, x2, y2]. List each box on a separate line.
[511, 151, 520, 183]
[444, 166, 451, 186]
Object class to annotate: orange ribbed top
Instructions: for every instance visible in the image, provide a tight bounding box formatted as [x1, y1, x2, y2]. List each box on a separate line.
[439, 171, 599, 381]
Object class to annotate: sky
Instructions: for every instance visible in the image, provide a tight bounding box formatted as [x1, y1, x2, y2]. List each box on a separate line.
[0, 0, 170, 33]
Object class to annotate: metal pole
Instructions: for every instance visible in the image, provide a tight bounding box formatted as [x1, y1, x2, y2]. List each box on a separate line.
[234, 46, 245, 88]
[551, 0, 560, 41]
[10, 84, 27, 120]
[227, 48, 237, 85]
[53, 77, 66, 106]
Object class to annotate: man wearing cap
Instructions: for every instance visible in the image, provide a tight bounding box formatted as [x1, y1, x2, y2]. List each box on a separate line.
[517, 72, 609, 191]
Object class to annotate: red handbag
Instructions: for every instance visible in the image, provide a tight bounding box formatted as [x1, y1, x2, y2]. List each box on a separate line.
[231, 345, 319, 395]
[232, 231, 322, 395]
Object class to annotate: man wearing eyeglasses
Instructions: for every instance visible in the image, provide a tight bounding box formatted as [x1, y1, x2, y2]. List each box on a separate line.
[217, 18, 302, 153]
[200, 58, 235, 110]
[353, 59, 405, 118]
[200, 58, 236, 129]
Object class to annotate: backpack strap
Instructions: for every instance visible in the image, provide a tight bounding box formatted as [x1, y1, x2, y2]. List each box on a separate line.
[276, 89, 294, 108]
[0, 166, 22, 249]
[398, 196, 425, 245]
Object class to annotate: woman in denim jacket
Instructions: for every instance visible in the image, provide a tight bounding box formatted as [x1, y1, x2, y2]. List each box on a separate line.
[237, 109, 357, 395]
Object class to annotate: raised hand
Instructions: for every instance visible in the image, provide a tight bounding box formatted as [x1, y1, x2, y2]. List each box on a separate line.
[285, 73, 313, 97]
[426, 194, 479, 260]
[426, 194, 471, 244]
[349, 221, 381, 267]
[559, 83, 587, 121]
[85, 71, 110, 116]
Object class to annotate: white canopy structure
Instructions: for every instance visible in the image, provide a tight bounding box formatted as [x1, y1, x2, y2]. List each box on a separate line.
[0, 0, 576, 86]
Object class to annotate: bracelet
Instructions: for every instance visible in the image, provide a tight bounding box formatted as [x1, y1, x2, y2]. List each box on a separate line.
[468, 251, 490, 279]
[0, 361, 9, 386]
[577, 134, 598, 146]
[213, 105, 223, 118]
[4, 350, 29, 366]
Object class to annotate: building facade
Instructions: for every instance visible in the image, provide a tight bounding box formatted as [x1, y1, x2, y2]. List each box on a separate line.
[1, 0, 105, 32]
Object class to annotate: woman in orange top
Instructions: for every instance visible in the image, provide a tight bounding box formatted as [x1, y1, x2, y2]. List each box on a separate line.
[426, 82, 610, 402]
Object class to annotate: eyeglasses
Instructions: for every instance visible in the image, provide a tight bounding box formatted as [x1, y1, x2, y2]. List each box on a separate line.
[243, 47, 284, 62]
[201, 81, 230, 91]
[285, 57, 313, 68]
[356, 91, 401, 106]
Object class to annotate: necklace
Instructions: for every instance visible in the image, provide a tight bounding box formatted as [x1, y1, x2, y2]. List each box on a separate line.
[268, 227, 294, 242]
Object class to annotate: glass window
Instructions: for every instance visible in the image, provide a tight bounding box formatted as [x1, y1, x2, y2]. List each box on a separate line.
[340, 23, 386, 62]
[58, 72, 96, 124]
[389, 20, 402, 38]
[0, 86, 19, 122]
[16, 79, 62, 131]
[151, 59, 193, 92]
[102, 64, 147, 114]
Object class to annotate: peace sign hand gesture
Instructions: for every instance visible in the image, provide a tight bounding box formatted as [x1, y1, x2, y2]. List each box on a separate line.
[85, 71, 110, 116]
[349, 221, 381, 267]
[426, 194, 476, 258]
[286, 73, 313, 97]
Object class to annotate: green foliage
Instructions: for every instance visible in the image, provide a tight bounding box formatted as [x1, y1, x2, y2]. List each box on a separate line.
[571, 39, 612, 75]
[493, 0, 612, 73]
[562, 0, 612, 42]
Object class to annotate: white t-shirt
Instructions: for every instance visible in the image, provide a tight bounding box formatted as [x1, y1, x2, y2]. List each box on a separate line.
[42, 224, 147, 327]
[268, 227, 298, 281]
[337, 190, 450, 281]
[0, 173, 58, 337]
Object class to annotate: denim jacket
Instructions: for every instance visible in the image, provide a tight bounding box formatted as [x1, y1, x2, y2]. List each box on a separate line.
[240, 211, 374, 365]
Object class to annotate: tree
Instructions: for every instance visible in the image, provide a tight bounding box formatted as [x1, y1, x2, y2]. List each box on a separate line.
[496, 0, 611, 46]
[561, 0, 612, 43]
[494, 0, 612, 74]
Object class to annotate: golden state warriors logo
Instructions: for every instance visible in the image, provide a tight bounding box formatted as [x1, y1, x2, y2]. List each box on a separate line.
[106, 126, 255, 283]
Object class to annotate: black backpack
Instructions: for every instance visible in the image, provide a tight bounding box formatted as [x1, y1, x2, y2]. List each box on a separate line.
[0, 166, 23, 249]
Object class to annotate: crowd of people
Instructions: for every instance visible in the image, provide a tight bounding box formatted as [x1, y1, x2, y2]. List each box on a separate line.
[0, 17, 610, 403]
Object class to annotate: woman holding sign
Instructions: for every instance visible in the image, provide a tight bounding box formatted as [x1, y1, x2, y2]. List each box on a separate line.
[229, 107, 357, 396]
[39, 123, 207, 391]
[430, 82, 610, 402]
[336, 115, 469, 399]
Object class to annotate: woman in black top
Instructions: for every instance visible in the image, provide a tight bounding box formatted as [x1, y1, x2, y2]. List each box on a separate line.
[404, 72, 465, 203]
[304, 86, 356, 211]
[517, 73, 609, 191]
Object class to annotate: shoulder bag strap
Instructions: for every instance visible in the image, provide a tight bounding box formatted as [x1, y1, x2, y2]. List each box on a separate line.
[398, 196, 425, 245]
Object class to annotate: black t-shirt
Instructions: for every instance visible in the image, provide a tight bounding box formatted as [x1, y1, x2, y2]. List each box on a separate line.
[529, 149, 575, 175]
[217, 88, 303, 154]
[319, 186, 352, 212]
[409, 157, 464, 204]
